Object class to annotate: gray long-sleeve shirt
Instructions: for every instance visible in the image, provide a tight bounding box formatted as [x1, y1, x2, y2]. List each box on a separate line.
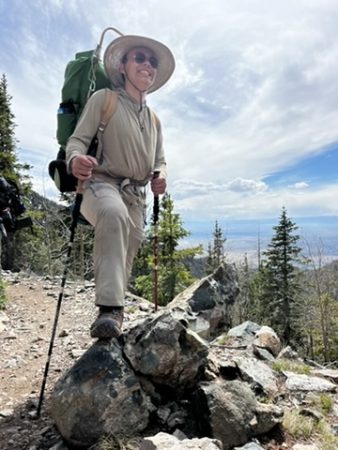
[65, 88, 167, 183]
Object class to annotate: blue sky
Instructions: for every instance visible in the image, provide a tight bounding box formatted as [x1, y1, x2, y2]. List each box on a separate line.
[1, 0, 338, 260]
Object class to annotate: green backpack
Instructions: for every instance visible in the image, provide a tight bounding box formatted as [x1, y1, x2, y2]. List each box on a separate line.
[49, 28, 124, 193]
[56, 50, 111, 148]
[49, 50, 112, 192]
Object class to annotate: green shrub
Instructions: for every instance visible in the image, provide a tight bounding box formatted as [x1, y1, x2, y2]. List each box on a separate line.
[306, 393, 333, 415]
[319, 394, 333, 414]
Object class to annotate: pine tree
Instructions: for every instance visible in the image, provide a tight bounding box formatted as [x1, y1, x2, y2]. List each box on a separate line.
[262, 207, 302, 343]
[0, 73, 33, 270]
[206, 220, 226, 274]
[132, 193, 202, 306]
[0, 74, 31, 180]
[0, 74, 17, 177]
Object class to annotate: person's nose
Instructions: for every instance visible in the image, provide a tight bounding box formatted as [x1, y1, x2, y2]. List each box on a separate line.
[143, 59, 152, 68]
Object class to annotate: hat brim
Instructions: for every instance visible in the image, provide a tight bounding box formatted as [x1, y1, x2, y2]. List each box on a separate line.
[103, 35, 175, 93]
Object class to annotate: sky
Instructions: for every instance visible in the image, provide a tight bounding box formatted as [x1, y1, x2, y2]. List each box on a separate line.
[1, 0, 338, 260]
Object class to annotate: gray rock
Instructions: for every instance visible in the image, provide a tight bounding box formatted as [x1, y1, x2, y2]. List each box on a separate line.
[292, 445, 320, 450]
[0, 310, 10, 332]
[48, 441, 70, 450]
[0, 408, 14, 417]
[251, 345, 275, 362]
[140, 432, 223, 449]
[234, 443, 265, 450]
[124, 310, 209, 390]
[234, 356, 279, 395]
[50, 340, 152, 447]
[228, 321, 261, 338]
[330, 423, 338, 435]
[277, 345, 299, 360]
[311, 368, 338, 383]
[193, 380, 282, 449]
[168, 263, 240, 337]
[284, 372, 337, 392]
[253, 325, 281, 357]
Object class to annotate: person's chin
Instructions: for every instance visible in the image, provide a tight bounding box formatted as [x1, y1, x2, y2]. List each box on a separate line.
[137, 77, 154, 90]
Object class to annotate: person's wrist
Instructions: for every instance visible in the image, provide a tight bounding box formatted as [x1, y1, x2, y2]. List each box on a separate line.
[70, 156, 78, 175]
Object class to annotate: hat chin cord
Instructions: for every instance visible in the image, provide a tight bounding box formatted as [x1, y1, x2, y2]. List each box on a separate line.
[122, 65, 154, 110]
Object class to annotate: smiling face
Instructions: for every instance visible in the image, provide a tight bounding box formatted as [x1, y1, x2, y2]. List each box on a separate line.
[119, 46, 158, 98]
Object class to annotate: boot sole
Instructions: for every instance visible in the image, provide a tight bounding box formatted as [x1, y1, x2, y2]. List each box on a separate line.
[90, 319, 122, 339]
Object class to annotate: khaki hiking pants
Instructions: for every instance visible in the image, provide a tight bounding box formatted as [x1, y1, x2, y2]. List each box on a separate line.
[81, 179, 146, 307]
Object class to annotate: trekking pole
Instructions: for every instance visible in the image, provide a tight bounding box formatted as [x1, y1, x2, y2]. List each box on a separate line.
[36, 192, 83, 418]
[152, 172, 160, 312]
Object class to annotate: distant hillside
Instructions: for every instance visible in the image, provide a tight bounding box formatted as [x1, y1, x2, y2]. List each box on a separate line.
[29, 190, 62, 213]
[184, 256, 207, 279]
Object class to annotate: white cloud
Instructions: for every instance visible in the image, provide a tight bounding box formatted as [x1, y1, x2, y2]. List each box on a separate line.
[172, 181, 338, 222]
[290, 182, 310, 190]
[226, 178, 268, 193]
[1, 0, 338, 224]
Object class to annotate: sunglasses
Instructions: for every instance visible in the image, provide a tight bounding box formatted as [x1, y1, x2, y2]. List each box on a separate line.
[130, 52, 159, 69]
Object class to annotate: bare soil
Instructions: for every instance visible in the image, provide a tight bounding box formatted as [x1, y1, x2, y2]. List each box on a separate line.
[0, 272, 104, 449]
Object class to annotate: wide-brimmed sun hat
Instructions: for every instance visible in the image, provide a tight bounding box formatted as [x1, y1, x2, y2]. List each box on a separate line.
[104, 34, 175, 93]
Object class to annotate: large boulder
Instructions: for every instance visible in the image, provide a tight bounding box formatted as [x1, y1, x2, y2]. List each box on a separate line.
[193, 380, 283, 449]
[124, 310, 209, 390]
[50, 340, 152, 448]
[168, 263, 239, 338]
[253, 325, 282, 357]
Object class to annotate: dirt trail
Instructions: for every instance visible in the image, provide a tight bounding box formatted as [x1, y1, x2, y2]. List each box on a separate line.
[0, 273, 97, 449]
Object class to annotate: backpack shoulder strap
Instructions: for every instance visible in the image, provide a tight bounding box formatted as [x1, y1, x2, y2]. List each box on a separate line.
[150, 109, 160, 130]
[98, 89, 118, 132]
[95, 89, 118, 162]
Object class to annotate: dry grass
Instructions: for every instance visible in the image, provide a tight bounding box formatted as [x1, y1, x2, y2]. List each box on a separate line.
[272, 359, 311, 375]
[283, 409, 315, 439]
[89, 434, 143, 450]
[283, 409, 338, 450]
[306, 392, 334, 415]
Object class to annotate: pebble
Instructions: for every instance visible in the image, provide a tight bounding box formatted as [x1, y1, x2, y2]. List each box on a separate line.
[0, 408, 14, 417]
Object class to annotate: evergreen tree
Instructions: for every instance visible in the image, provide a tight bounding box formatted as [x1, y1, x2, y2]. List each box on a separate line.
[232, 253, 251, 324]
[261, 207, 302, 343]
[0, 74, 33, 270]
[0, 74, 31, 181]
[206, 220, 226, 274]
[0, 74, 17, 177]
[132, 193, 202, 305]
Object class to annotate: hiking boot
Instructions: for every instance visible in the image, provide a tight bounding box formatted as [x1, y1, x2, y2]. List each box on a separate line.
[90, 307, 124, 339]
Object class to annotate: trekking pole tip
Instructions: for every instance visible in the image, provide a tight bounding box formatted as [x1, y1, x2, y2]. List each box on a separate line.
[29, 409, 40, 420]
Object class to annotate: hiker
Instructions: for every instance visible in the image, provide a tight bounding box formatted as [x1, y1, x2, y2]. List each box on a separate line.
[65, 33, 175, 339]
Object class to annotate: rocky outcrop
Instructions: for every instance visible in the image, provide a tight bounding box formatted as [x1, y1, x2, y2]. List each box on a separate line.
[48, 263, 338, 449]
